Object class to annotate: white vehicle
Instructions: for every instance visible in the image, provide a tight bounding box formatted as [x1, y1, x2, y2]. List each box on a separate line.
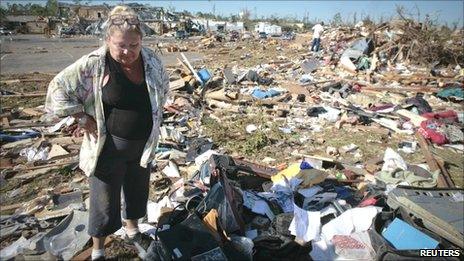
[0, 27, 14, 35]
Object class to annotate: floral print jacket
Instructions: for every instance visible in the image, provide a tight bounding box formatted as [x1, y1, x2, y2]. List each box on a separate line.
[45, 46, 169, 176]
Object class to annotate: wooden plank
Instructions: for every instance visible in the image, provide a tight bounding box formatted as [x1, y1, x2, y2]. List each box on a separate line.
[1, 78, 48, 84]
[1, 117, 10, 128]
[332, 76, 440, 93]
[436, 157, 455, 188]
[415, 132, 453, 188]
[396, 109, 427, 127]
[23, 160, 78, 171]
[169, 78, 185, 90]
[2, 122, 54, 130]
[361, 86, 439, 93]
[0, 202, 23, 212]
[21, 108, 44, 116]
[0, 92, 47, 98]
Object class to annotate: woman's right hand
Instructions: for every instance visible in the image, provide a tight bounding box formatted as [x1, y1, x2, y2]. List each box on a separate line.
[70, 113, 98, 139]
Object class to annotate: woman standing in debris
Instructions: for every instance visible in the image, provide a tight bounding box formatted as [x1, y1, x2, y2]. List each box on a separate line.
[45, 5, 169, 260]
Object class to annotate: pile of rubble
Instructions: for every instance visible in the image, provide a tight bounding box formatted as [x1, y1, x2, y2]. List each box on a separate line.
[1, 18, 463, 260]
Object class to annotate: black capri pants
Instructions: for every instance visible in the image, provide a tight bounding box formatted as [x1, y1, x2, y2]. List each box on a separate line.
[88, 135, 150, 237]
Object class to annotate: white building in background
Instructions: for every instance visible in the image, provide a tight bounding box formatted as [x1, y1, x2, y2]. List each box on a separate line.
[225, 22, 244, 32]
[254, 22, 282, 36]
[192, 19, 244, 32]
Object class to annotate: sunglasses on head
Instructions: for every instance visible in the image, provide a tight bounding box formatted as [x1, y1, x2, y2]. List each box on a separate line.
[109, 15, 140, 25]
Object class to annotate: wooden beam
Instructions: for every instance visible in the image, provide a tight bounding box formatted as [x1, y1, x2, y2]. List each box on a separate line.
[0, 202, 23, 212]
[0, 92, 47, 98]
[415, 132, 453, 188]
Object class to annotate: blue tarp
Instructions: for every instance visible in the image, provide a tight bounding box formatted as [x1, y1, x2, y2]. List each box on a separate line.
[0, 130, 40, 142]
[251, 88, 282, 99]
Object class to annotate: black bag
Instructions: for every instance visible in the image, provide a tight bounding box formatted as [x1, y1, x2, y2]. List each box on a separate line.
[368, 207, 460, 260]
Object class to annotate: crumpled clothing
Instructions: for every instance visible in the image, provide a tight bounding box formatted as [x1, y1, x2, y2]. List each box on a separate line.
[307, 107, 327, 117]
[405, 94, 432, 114]
[253, 235, 312, 261]
[299, 74, 313, 85]
[369, 103, 395, 112]
[332, 235, 365, 249]
[289, 203, 320, 242]
[329, 84, 352, 98]
[321, 206, 381, 241]
[246, 70, 273, 86]
[438, 125, 464, 143]
[251, 88, 282, 99]
[381, 147, 408, 172]
[243, 191, 276, 220]
[375, 168, 439, 188]
[297, 169, 328, 188]
[421, 110, 458, 123]
[437, 87, 464, 99]
[332, 232, 375, 260]
[341, 38, 374, 60]
[418, 120, 448, 145]
[356, 55, 370, 70]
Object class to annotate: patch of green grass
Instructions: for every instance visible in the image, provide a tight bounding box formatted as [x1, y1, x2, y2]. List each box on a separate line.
[242, 130, 270, 155]
[57, 165, 74, 177]
[201, 112, 291, 158]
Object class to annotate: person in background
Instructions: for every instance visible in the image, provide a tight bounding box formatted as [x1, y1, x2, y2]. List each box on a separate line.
[311, 21, 324, 52]
[45, 5, 169, 260]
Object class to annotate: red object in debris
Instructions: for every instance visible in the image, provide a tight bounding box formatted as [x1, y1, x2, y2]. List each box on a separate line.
[275, 163, 288, 171]
[358, 197, 378, 207]
[421, 110, 458, 122]
[352, 84, 362, 92]
[342, 169, 358, 180]
[418, 120, 448, 145]
[418, 110, 458, 145]
[165, 105, 182, 114]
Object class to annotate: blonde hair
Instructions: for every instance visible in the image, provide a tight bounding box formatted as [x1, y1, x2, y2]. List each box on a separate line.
[105, 5, 142, 38]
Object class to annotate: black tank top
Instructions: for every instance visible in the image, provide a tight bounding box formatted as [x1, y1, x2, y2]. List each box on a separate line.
[102, 52, 153, 140]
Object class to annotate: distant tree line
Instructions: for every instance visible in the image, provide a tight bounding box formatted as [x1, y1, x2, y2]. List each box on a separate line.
[1, 0, 58, 17]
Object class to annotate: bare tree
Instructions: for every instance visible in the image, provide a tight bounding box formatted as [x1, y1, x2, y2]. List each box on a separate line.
[240, 8, 251, 21]
[331, 12, 342, 26]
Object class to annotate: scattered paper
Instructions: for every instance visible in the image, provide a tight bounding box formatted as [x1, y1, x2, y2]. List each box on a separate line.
[289, 203, 320, 242]
[321, 206, 381, 241]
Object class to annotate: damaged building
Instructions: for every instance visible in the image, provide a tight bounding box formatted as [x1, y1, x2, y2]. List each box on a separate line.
[3, 15, 49, 34]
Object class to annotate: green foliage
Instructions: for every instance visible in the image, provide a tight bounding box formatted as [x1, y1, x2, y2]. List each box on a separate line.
[242, 130, 270, 155]
[58, 165, 74, 177]
[29, 4, 46, 16]
[0, 6, 7, 20]
[3, 0, 57, 16]
[230, 14, 238, 23]
[45, 0, 58, 16]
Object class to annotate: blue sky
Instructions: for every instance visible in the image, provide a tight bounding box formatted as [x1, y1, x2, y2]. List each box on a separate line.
[2, 1, 463, 26]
